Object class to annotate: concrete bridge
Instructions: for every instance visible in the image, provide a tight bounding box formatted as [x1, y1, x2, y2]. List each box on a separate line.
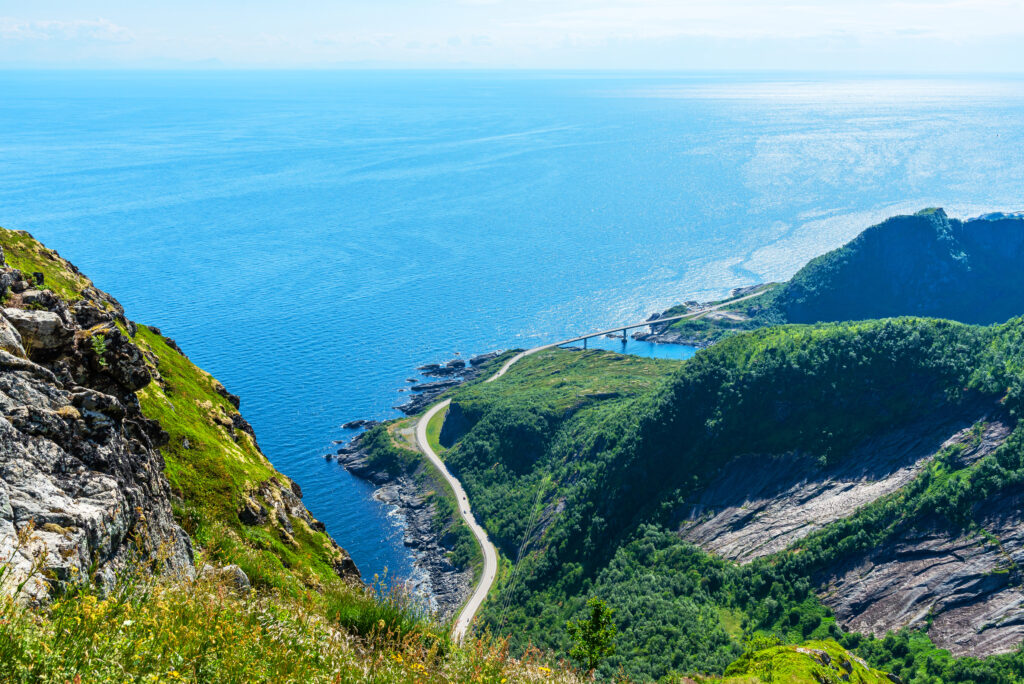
[556, 287, 770, 350]
[559, 312, 694, 349]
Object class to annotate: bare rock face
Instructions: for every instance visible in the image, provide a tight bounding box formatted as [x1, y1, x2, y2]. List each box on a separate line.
[0, 342, 192, 599]
[0, 258, 192, 600]
[820, 486, 1024, 657]
[678, 401, 1009, 563]
[673, 391, 1024, 657]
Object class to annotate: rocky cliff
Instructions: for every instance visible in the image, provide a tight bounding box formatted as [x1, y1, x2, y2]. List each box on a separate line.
[0, 229, 357, 601]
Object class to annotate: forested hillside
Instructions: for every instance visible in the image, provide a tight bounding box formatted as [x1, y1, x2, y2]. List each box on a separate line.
[417, 315, 1024, 681]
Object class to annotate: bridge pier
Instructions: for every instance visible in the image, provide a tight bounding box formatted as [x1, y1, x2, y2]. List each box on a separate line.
[583, 337, 587, 350]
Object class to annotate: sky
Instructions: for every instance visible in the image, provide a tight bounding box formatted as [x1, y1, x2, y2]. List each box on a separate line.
[1, 0, 1023, 71]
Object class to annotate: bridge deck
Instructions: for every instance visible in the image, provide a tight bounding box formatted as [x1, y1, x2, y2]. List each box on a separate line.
[556, 313, 695, 345]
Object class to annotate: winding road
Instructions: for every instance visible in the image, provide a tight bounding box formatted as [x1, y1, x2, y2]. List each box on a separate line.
[414, 287, 769, 641]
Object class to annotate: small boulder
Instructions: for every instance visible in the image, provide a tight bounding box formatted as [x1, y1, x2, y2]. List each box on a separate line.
[469, 351, 501, 366]
[71, 388, 126, 418]
[213, 380, 241, 409]
[341, 418, 379, 430]
[221, 564, 251, 594]
[3, 307, 72, 351]
[20, 289, 58, 310]
[333, 555, 359, 580]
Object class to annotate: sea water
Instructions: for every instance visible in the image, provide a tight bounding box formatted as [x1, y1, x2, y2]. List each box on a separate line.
[2, 70, 1024, 583]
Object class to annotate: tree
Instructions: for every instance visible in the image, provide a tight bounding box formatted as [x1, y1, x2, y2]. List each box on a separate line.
[567, 597, 616, 674]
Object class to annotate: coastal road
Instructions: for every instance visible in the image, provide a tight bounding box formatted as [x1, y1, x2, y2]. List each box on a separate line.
[416, 286, 770, 641]
[415, 397, 497, 642]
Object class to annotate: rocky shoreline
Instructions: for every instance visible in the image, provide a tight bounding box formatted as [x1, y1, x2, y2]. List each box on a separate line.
[392, 351, 501, 415]
[335, 435, 472, 620]
[331, 350, 503, 619]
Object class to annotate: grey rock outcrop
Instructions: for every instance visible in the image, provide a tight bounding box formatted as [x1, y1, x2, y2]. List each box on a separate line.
[678, 405, 1009, 562]
[820, 485, 1024, 657]
[3, 308, 73, 352]
[394, 353, 504, 415]
[0, 343, 192, 600]
[0, 252, 190, 599]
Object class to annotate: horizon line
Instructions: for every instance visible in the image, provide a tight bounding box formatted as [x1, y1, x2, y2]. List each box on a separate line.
[4, 66, 1024, 77]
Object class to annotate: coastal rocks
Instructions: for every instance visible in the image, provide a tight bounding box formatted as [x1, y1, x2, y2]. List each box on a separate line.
[417, 360, 466, 378]
[394, 353, 501, 415]
[374, 477, 473, 619]
[341, 418, 380, 430]
[335, 439, 391, 485]
[334, 434, 471, 618]
[632, 302, 709, 346]
[469, 351, 501, 366]
[411, 379, 461, 393]
[395, 393, 437, 415]
[212, 380, 241, 409]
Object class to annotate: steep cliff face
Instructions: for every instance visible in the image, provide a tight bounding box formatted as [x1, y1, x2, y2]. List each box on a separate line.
[678, 404, 1010, 563]
[0, 229, 357, 600]
[820, 484, 1024, 658]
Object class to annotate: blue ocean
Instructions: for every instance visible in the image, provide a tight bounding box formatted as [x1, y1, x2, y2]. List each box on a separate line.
[2, 71, 1023, 583]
